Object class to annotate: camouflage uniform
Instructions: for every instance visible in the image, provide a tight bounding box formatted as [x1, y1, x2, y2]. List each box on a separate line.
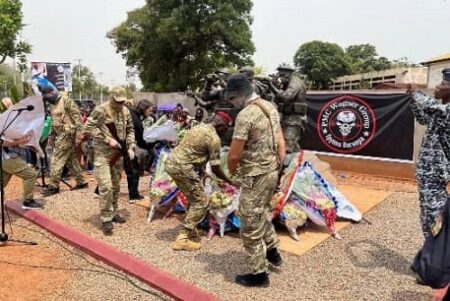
[411, 91, 450, 238]
[275, 74, 308, 153]
[47, 93, 86, 188]
[233, 98, 281, 274]
[165, 123, 222, 231]
[82, 101, 136, 222]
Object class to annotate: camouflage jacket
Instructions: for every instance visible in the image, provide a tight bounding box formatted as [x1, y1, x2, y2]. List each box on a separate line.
[50, 93, 83, 135]
[82, 101, 136, 152]
[167, 123, 221, 170]
[233, 98, 281, 177]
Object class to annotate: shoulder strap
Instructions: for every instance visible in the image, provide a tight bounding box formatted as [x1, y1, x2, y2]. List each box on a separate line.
[252, 100, 280, 165]
[104, 103, 127, 135]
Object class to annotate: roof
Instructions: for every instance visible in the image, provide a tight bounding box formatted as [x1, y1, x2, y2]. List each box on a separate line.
[420, 53, 450, 65]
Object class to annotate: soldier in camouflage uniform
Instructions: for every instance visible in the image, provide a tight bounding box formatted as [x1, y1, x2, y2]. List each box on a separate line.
[82, 86, 136, 235]
[409, 69, 450, 238]
[40, 85, 88, 196]
[165, 111, 233, 251]
[269, 64, 308, 153]
[226, 74, 286, 287]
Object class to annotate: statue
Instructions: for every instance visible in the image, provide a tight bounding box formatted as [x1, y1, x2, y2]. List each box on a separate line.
[188, 67, 230, 115]
[238, 66, 274, 102]
[268, 63, 308, 153]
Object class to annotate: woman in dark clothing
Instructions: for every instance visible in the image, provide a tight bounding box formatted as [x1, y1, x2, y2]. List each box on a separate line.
[125, 99, 155, 201]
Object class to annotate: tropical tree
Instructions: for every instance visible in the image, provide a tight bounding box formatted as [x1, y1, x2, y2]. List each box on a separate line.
[0, 0, 32, 71]
[108, 0, 255, 92]
[345, 44, 393, 74]
[293, 40, 350, 89]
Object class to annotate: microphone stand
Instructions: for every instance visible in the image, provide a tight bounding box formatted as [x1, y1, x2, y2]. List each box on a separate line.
[0, 109, 37, 245]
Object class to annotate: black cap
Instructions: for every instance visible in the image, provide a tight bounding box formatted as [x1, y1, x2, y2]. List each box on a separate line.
[225, 73, 254, 99]
[442, 68, 450, 81]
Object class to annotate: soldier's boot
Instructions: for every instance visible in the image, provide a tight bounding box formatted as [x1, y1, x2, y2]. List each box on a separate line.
[112, 214, 126, 224]
[266, 248, 282, 266]
[102, 221, 113, 236]
[171, 229, 201, 251]
[42, 186, 60, 197]
[72, 181, 88, 191]
[235, 272, 270, 287]
[188, 228, 205, 240]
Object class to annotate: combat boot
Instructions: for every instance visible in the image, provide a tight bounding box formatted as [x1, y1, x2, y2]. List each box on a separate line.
[42, 186, 60, 197]
[102, 221, 113, 235]
[266, 247, 282, 266]
[112, 214, 126, 224]
[235, 272, 270, 287]
[171, 230, 201, 251]
[72, 182, 88, 191]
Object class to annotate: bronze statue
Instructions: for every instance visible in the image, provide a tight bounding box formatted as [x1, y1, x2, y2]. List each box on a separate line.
[268, 63, 308, 153]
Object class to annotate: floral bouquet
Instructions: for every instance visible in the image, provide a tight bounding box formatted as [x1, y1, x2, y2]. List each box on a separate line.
[272, 151, 304, 218]
[289, 162, 339, 238]
[147, 147, 180, 222]
[278, 199, 308, 241]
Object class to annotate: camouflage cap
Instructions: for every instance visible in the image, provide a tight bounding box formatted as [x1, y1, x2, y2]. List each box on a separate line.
[111, 86, 127, 102]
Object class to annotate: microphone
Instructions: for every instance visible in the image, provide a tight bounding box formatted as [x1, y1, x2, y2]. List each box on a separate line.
[13, 105, 35, 112]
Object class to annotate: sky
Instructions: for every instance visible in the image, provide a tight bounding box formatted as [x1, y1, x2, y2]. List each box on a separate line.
[20, 0, 450, 88]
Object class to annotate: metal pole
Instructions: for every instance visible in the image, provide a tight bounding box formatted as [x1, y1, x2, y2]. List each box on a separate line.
[75, 58, 82, 101]
[98, 72, 103, 102]
[12, 57, 17, 86]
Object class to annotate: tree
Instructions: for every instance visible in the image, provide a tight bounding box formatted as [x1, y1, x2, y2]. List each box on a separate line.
[0, 0, 32, 71]
[0, 64, 15, 97]
[345, 44, 393, 74]
[71, 65, 110, 101]
[391, 57, 418, 68]
[293, 40, 350, 89]
[108, 0, 255, 92]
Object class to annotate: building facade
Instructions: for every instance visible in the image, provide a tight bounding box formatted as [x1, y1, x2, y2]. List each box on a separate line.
[330, 67, 428, 91]
[421, 53, 450, 89]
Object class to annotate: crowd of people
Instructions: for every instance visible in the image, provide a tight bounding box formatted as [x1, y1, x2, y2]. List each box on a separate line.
[0, 65, 449, 291]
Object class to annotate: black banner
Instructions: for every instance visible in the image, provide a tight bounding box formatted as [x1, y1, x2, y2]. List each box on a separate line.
[300, 93, 414, 160]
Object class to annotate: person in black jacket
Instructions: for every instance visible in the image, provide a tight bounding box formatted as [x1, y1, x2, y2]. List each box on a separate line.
[125, 98, 155, 201]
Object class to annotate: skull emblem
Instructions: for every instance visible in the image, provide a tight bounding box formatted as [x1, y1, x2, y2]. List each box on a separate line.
[336, 110, 356, 137]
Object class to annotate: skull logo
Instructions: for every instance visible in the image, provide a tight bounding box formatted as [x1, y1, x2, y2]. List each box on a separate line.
[336, 110, 356, 137]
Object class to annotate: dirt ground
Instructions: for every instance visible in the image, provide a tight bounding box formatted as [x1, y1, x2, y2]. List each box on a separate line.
[0, 218, 71, 300]
[0, 169, 442, 301]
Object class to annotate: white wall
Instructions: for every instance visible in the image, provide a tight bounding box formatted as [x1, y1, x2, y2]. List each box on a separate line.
[427, 61, 450, 88]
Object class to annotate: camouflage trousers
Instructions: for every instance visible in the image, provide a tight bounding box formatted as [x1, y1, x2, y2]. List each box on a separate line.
[239, 170, 279, 274]
[94, 150, 122, 222]
[48, 132, 85, 188]
[165, 160, 209, 231]
[282, 122, 302, 154]
[2, 157, 36, 200]
[417, 178, 449, 238]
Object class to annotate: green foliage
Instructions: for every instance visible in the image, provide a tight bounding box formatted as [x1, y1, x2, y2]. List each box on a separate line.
[391, 57, 418, 68]
[294, 41, 418, 89]
[71, 65, 109, 101]
[0, 63, 15, 96]
[345, 44, 393, 73]
[108, 0, 255, 92]
[0, 0, 32, 70]
[293, 40, 350, 89]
